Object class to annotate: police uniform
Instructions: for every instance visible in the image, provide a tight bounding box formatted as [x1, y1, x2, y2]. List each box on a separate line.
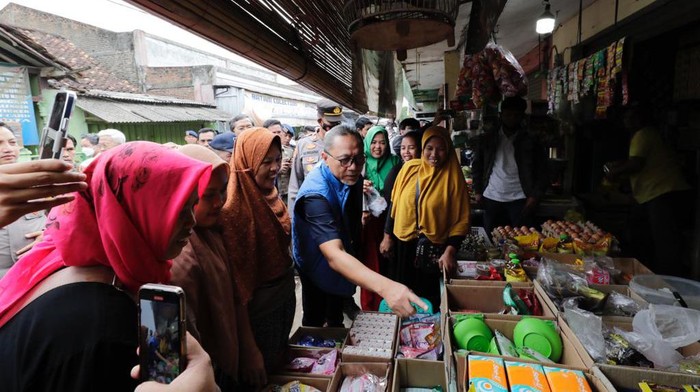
[287, 134, 325, 212]
[0, 211, 46, 278]
[287, 99, 344, 212]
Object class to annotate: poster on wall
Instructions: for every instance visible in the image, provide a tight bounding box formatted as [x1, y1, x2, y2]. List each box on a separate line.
[0, 65, 39, 146]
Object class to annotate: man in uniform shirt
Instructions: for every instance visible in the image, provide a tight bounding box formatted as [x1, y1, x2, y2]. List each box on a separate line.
[0, 124, 46, 278]
[287, 99, 344, 212]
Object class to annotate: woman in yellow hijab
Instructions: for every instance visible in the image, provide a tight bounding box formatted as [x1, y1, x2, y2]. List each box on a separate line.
[380, 126, 470, 308]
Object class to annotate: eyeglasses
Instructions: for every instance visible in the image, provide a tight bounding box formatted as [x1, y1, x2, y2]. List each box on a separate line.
[325, 150, 366, 168]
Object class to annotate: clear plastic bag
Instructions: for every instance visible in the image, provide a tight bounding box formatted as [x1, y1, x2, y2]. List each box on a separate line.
[615, 327, 682, 369]
[633, 305, 700, 349]
[603, 291, 645, 317]
[364, 187, 387, 217]
[562, 298, 606, 362]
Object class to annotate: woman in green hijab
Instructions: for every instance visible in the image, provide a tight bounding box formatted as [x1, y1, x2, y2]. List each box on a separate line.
[360, 125, 400, 311]
[364, 126, 400, 197]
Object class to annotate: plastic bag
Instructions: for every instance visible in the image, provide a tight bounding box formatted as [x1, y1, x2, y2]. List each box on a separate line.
[634, 305, 700, 349]
[365, 187, 387, 217]
[615, 327, 682, 369]
[562, 298, 606, 362]
[603, 291, 645, 317]
[537, 259, 606, 312]
[485, 42, 528, 98]
[340, 373, 387, 392]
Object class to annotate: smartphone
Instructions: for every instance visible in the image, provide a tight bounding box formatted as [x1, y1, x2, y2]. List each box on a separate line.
[39, 91, 77, 159]
[138, 283, 187, 384]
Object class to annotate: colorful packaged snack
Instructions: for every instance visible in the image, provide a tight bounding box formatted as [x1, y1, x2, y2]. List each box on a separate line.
[468, 355, 508, 392]
[542, 367, 591, 392]
[505, 361, 551, 392]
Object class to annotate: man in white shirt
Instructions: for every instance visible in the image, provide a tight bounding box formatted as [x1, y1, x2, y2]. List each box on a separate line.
[472, 96, 549, 233]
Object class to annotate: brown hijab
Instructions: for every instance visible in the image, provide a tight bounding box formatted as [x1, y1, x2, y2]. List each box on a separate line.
[221, 127, 292, 304]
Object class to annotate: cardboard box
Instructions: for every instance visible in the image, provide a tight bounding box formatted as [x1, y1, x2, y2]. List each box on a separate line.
[539, 253, 654, 283]
[395, 310, 445, 361]
[453, 352, 610, 392]
[559, 316, 700, 371]
[454, 353, 617, 392]
[342, 312, 398, 363]
[391, 358, 447, 391]
[447, 316, 588, 369]
[279, 347, 339, 378]
[594, 364, 700, 391]
[288, 326, 349, 349]
[446, 284, 542, 316]
[329, 362, 392, 391]
[534, 280, 647, 318]
[447, 279, 533, 289]
[266, 375, 333, 391]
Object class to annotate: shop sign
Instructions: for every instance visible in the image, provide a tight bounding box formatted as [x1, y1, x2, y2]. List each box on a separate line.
[0, 65, 39, 146]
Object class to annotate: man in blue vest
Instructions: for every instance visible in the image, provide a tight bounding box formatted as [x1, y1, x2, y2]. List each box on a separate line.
[292, 124, 426, 327]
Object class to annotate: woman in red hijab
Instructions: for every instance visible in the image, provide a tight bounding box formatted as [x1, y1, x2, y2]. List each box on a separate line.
[0, 142, 211, 392]
[221, 127, 295, 389]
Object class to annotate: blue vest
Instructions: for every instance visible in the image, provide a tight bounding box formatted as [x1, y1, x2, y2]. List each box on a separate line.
[292, 163, 358, 296]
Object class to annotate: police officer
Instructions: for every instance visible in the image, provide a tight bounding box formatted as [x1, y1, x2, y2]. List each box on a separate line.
[287, 99, 344, 212]
[0, 124, 46, 278]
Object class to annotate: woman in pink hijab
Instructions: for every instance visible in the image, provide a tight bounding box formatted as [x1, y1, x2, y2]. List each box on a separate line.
[0, 142, 211, 392]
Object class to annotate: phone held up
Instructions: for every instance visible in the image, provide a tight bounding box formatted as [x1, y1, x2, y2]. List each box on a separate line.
[38, 91, 77, 160]
[138, 283, 187, 384]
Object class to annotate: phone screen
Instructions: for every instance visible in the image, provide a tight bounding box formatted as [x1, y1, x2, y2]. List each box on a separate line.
[138, 287, 185, 384]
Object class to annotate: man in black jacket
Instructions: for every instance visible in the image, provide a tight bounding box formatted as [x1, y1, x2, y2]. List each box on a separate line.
[472, 96, 549, 233]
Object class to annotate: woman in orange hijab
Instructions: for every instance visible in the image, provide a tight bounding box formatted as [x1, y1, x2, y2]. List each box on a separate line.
[381, 126, 470, 309]
[220, 127, 295, 389]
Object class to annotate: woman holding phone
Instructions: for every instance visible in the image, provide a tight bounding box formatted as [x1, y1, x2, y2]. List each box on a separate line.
[0, 142, 211, 391]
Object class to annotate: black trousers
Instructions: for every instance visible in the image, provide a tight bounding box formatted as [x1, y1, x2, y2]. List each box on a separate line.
[299, 273, 345, 327]
[482, 197, 533, 234]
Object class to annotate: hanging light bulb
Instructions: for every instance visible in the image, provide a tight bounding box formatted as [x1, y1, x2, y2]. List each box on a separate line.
[536, 1, 556, 35]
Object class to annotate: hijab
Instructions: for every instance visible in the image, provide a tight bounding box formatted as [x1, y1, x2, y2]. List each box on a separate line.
[173, 145, 239, 379]
[364, 126, 400, 193]
[221, 127, 291, 305]
[0, 142, 212, 327]
[390, 126, 470, 243]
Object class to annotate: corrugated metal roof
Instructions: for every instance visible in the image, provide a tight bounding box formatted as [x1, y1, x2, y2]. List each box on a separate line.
[77, 97, 232, 123]
[84, 90, 212, 106]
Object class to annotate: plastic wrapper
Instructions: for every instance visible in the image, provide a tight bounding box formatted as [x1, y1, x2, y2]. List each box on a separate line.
[397, 313, 443, 360]
[562, 298, 606, 362]
[537, 259, 607, 312]
[267, 381, 323, 392]
[679, 355, 700, 375]
[364, 187, 387, 217]
[517, 346, 555, 363]
[637, 382, 698, 391]
[311, 350, 338, 375]
[503, 283, 530, 315]
[603, 291, 645, 317]
[494, 329, 518, 357]
[286, 357, 316, 373]
[486, 42, 528, 98]
[340, 373, 387, 392]
[604, 328, 653, 367]
[584, 259, 610, 285]
[297, 335, 339, 348]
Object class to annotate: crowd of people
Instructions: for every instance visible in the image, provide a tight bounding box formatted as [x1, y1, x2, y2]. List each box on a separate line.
[0, 95, 573, 392]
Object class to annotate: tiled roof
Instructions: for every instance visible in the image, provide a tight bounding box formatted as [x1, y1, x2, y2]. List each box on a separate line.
[0, 23, 139, 93]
